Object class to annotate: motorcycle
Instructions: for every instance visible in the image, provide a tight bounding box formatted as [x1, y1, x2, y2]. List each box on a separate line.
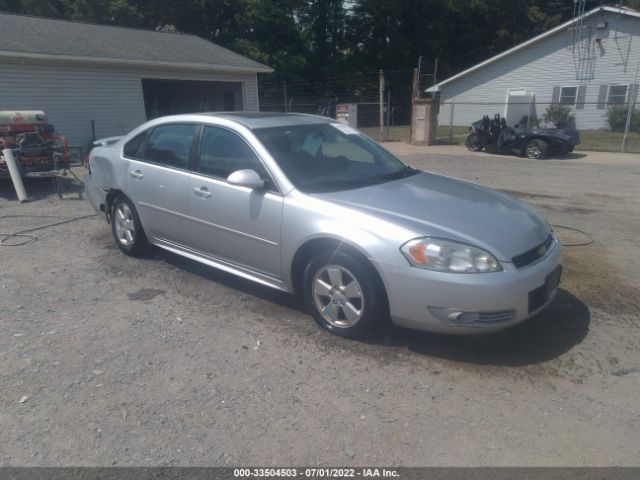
[465, 114, 580, 159]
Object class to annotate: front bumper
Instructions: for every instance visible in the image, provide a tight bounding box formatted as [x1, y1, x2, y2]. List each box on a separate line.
[374, 240, 562, 334]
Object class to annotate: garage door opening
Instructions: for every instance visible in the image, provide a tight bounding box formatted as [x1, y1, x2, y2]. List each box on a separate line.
[141, 79, 243, 119]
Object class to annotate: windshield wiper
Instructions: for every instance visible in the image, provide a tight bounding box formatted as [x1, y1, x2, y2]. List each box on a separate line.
[302, 178, 382, 192]
[375, 166, 419, 182]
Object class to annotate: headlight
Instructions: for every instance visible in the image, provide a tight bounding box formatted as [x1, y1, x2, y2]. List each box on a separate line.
[400, 237, 502, 273]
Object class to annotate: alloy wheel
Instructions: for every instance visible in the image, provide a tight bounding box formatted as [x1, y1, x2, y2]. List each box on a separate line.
[312, 265, 364, 328]
[526, 140, 544, 159]
[114, 202, 135, 246]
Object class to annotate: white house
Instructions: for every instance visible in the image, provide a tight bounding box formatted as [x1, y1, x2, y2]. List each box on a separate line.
[0, 13, 272, 145]
[429, 6, 640, 130]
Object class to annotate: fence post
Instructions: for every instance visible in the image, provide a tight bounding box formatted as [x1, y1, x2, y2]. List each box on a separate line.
[448, 101, 455, 144]
[386, 89, 391, 141]
[379, 70, 385, 141]
[622, 63, 639, 153]
[283, 80, 288, 113]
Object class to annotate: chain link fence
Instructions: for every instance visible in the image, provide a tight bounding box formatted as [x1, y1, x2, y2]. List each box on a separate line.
[258, 72, 639, 153]
[257, 70, 414, 141]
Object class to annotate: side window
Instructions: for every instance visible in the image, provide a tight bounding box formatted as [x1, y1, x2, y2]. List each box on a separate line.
[123, 131, 147, 159]
[608, 85, 628, 106]
[559, 86, 577, 106]
[143, 123, 198, 169]
[198, 126, 268, 180]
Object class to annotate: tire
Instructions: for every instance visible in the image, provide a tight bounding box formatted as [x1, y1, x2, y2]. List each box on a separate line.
[524, 138, 548, 159]
[303, 250, 386, 339]
[110, 194, 149, 256]
[465, 133, 483, 152]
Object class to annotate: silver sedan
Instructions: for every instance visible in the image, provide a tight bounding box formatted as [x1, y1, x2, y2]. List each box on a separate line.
[85, 113, 562, 338]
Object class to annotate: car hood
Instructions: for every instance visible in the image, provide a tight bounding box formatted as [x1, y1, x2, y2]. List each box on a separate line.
[313, 172, 550, 261]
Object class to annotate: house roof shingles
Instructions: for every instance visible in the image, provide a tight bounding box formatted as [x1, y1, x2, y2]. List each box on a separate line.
[0, 12, 272, 72]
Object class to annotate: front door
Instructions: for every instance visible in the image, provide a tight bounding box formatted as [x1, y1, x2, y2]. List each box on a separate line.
[187, 125, 283, 278]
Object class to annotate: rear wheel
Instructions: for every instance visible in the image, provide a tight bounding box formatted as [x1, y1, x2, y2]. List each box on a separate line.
[110, 195, 149, 256]
[465, 133, 483, 152]
[524, 138, 548, 159]
[303, 250, 385, 338]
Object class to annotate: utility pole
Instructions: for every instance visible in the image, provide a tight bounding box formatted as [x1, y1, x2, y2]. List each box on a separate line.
[379, 70, 385, 141]
[410, 67, 418, 143]
[283, 80, 288, 113]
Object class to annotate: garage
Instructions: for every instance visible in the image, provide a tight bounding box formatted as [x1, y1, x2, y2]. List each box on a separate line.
[141, 79, 244, 118]
[0, 13, 272, 146]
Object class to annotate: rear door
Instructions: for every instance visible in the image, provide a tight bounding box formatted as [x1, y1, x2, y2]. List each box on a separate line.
[126, 123, 199, 245]
[187, 124, 283, 278]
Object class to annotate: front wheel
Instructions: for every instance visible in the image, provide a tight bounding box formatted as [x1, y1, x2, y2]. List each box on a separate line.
[524, 138, 548, 159]
[110, 195, 149, 256]
[465, 132, 483, 152]
[303, 250, 385, 338]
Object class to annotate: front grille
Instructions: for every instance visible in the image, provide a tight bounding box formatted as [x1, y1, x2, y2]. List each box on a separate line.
[512, 234, 554, 269]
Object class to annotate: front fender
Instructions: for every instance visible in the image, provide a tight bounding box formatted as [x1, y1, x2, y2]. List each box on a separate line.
[280, 190, 416, 289]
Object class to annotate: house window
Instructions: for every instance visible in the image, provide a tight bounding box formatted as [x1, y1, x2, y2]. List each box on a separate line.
[560, 86, 578, 106]
[608, 85, 628, 105]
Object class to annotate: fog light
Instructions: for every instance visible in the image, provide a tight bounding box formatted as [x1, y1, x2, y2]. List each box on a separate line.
[428, 307, 482, 325]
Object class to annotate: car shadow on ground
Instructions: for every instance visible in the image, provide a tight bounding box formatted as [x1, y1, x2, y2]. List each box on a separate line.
[149, 248, 306, 311]
[478, 148, 588, 161]
[150, 247, 589, 367]
[0, 177, 84, 201]
[368, 288, 590, 367]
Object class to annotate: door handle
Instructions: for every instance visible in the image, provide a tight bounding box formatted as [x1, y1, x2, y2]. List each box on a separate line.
[129, 169, 143, 179]
[193, 186, 212, 198]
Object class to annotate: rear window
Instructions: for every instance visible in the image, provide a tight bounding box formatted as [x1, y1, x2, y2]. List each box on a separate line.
[142, 123, 198, 169]
[123, 131, 147, 158]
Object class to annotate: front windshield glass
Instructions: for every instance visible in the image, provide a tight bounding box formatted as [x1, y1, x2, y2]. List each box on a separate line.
[253, 123, 416, 192]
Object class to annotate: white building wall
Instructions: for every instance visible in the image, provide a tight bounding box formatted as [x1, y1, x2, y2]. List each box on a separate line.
[0, 59, 260, 145]
[437, 10, 640, 130]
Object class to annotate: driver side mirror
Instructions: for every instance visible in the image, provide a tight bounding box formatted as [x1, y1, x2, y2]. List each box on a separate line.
[226, 169, 265, 189]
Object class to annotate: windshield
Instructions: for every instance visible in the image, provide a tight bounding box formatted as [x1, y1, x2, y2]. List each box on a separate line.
[253, 123, 416, 192]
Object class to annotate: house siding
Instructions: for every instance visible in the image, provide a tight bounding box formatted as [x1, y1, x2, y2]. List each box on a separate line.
[437, 10, 640, 130]
[0, 59, 260, 145]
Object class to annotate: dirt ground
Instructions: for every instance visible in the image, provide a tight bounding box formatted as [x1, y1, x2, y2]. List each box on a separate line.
[0, 145, 639, 466]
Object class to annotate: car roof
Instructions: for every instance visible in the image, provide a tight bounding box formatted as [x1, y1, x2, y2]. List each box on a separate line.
[200, 112, 337, 129]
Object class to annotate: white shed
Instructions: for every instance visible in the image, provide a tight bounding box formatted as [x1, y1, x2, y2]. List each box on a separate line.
[429, 6, 640, 130]
[0, 13, 272, 146]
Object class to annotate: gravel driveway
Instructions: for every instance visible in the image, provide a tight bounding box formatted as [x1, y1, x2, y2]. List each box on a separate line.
[1, 146, 639, 466]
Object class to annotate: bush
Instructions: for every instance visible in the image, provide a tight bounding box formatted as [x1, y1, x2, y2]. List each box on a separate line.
[543, 104, 574, 128]
[607, 105, 640, 132]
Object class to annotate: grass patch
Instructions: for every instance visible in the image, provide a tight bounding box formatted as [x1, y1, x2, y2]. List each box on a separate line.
[577, 129, 640, 153]
[359, 125, 412, 142]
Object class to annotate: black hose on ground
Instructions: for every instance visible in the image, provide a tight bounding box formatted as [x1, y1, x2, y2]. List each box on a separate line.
[0, 213, 97, 247]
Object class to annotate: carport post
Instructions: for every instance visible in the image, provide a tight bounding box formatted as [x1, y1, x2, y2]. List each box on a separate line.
[3, 149, 28, 202]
